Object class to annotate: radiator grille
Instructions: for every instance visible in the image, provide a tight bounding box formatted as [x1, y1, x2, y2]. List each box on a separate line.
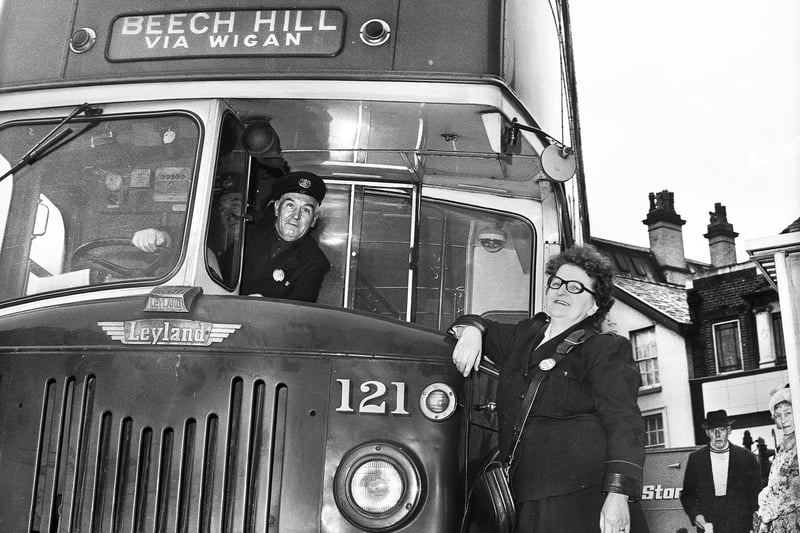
[21, 368, 293, 533]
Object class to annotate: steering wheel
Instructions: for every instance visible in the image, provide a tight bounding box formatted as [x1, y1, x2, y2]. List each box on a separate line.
[70, 238, 172, 278]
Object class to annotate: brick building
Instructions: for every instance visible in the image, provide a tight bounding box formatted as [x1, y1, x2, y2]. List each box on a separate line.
[592, 191, 793, 449]
[591, 190, 714, 449]
[685, 205, 790, 448]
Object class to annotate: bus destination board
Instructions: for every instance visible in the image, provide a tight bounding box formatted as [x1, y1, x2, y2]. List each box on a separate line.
[108, 9, 345, 61]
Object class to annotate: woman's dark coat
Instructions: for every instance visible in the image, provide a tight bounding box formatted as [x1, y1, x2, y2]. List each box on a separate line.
[453, 312, 645, 502]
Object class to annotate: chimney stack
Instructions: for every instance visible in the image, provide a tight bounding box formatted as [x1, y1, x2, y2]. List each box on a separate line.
[642, 190, 690, 284]
[704, 202, 738, 268]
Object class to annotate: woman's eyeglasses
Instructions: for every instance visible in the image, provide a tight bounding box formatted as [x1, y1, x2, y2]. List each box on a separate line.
[547, 275, 596, 296]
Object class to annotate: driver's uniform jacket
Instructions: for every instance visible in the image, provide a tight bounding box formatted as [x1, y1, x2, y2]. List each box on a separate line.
[450, 312, 645, 502]
[240, 213, 329, 302]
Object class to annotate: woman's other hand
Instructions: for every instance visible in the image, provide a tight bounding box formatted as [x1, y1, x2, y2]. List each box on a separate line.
[599, 492, 630, 533]
[452, 325, 483, 377]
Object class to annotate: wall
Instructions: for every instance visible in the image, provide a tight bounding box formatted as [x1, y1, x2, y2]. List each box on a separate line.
[701, 369, 789, 449]
[606, 299, 695, 447]
[689, 265, 773, 375]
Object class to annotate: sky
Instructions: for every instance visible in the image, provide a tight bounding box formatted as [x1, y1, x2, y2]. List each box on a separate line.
[569, 1, 800, 264]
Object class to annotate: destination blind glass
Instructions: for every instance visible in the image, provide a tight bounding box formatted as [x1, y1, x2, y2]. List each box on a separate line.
[107, 9, 345, 60]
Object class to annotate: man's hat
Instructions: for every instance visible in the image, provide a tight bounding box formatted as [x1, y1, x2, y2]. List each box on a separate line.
[216, 172, 244, 195]
[271, 171, 326, 204]
[702, 409, 735, 429]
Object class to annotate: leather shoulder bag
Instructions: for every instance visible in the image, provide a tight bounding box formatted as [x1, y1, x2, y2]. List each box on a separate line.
[462, 327, 597, 533]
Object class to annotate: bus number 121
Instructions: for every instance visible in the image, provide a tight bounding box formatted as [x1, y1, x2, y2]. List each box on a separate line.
[335, 379, 410, 415]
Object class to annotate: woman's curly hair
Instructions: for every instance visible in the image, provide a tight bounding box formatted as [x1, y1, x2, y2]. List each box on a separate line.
[545, 244, 615, 323]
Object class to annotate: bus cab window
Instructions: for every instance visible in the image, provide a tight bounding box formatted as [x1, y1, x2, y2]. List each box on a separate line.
[0, 114, 200, 301]
[207, 114, 247, 289]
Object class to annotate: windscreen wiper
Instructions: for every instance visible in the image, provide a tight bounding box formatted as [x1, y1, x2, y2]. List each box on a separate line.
[0, 102, 103, 183]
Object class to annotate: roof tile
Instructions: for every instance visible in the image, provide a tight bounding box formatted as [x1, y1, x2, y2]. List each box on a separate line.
[614, 276, 690, 324]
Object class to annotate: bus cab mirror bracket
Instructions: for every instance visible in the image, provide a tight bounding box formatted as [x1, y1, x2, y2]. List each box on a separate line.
[32, 199, 50, 237]
[502, 118, 577, 182]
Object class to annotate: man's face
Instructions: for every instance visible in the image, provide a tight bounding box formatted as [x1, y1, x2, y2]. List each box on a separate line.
[706, 425, 732, 450]
[274, 192, 319, 242]
[219, 193, 243, 228]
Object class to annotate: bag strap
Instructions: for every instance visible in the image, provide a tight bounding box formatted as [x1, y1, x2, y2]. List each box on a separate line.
[505, 327, 598, 466]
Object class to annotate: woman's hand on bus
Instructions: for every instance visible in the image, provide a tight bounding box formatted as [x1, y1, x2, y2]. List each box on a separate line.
[452, 325, 483, 377]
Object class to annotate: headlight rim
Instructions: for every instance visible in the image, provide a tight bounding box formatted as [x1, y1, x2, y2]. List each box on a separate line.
[334, 441, 424, 532]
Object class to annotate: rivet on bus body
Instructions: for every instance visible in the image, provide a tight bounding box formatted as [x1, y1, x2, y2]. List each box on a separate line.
[69, 28, 97, 54]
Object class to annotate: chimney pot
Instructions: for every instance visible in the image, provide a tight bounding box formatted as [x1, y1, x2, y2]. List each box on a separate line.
[642, 190, 689, 283]
[704, 202, 738, 267]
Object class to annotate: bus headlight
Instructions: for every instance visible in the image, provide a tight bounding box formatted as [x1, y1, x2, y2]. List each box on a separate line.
[419, 383, 457, 421]
[334, 442, 423, 531]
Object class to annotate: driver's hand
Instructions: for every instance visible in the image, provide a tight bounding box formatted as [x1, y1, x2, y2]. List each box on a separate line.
[132, 229, 171, 253]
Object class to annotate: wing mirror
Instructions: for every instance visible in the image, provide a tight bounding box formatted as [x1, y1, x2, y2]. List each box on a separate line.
[502, 118, 577, 182]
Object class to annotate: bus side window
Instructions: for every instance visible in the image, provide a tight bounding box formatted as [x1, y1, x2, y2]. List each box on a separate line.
[316, 187, 534, 326]
[416, 201, 533, 328]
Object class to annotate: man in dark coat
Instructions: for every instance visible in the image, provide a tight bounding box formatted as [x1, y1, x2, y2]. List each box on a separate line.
[132, 171, 330, 302]
[680, 410, 761, 533]
[239, 171, 329, 302]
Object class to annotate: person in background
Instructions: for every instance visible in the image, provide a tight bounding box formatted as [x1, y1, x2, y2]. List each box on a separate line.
[680, 409, 761, 533]
[206, 173, 245, 281]
[239, 171, 329, 302]
[132, 172, 245, 281]
[449, 245, 649, 532]
[753, 386, 798, 532]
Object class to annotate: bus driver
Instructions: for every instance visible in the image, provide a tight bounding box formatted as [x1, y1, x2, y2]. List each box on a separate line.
[239, 171, 329, 302]
[132, 171, 330, 302]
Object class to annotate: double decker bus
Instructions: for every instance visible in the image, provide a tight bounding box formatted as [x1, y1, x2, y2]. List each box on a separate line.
[0, 1, 583, 531]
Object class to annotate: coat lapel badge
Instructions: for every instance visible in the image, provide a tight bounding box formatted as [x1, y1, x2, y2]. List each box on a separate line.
[538, 358, 556, 371]
[273, 268, 285, 282]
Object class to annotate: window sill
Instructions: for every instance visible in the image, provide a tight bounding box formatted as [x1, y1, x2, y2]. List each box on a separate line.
[638, 385, 662, 396]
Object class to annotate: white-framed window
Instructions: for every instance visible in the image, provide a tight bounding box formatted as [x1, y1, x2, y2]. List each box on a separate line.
[631, 326, 659, 388]
[713, 320, 743, 373]
[643, 412, 665, 448]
